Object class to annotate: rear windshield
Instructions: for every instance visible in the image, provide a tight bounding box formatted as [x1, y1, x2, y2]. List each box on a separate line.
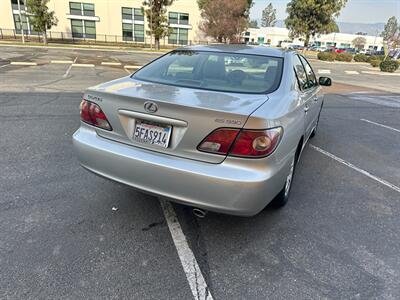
[133, 50, 283, 94]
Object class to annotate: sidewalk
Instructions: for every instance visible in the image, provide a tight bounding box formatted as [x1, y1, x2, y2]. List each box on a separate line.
[0, 40, 168, 54]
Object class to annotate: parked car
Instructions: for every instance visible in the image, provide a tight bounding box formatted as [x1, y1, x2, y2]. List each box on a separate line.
[366, 49, 384, 56]
[389, 49, 400, 60]
[344, 48, 357, 54]
[73, 45, 331, 216]
[287, 44, 304, 50]
[324, 47, 344, 53]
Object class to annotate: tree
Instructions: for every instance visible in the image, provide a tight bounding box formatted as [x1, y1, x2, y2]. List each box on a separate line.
[261, 3, 276, 27]
[198, 0, 253, 10]
[25, 0, 57, 45]
[352, 37, 366, 50]
[249, 19, 258, 28]
[199, 0, 250, 43]
[285, 0, 347, 47]
[142, 0, 174, 50]
[381, 16, 400, 53]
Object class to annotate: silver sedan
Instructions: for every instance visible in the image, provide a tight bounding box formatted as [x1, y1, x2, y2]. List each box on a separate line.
[73, 45, 331, 216]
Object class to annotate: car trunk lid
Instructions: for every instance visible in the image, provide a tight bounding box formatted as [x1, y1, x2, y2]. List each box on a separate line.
[84, 77, 268, 163]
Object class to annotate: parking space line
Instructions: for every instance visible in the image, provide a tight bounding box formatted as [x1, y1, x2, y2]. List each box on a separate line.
[124, 68, 132, 74]
[72, 63, 95, 67]
[310, 144, 400, 193]
[10, 61, 37, 66]
[0, 64, 10, 69]
[124, 65, 142, 69]
[62, 56, 78, 78]
[345, 70, 359, 75]
[361, 119, 400, 133]
[101, 62, 122, 66]
[362, 71, 400, 76]
[318, 69, 331, 74]
[160, 200, 214, 300]
[51, 60, 74, 64]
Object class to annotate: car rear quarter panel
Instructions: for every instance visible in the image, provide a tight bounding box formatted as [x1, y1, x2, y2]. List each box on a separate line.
[244, 53, 305, 163]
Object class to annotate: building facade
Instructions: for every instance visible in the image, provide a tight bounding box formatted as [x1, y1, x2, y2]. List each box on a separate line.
[0, 0, 206, 45]
[243, 27, 384, 50]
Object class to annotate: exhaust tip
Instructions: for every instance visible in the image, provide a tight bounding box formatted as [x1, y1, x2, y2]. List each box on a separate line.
[192, 208, 207, 218]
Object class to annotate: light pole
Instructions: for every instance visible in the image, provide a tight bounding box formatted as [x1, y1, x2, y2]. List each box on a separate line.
[17, 0, 25, 43]
[373, 29, 378, 50]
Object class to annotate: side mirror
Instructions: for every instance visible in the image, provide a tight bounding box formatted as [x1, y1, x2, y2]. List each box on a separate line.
[319, 77, 332, 86]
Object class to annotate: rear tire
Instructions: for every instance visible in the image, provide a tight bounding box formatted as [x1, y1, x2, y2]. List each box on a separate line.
[270, 149, 299, 208]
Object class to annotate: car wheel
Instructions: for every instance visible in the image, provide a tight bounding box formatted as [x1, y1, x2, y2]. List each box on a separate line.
[270, 152, 297, 208]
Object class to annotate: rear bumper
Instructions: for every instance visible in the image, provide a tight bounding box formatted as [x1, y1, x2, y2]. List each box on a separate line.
[73, 125, 292, 216]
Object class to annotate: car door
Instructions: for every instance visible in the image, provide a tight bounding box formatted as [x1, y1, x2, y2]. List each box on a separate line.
[299, 55, 321, 138]
[292, 55, 317, 140]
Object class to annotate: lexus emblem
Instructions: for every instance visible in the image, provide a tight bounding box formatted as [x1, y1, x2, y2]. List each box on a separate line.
[144, 101, 158, 113]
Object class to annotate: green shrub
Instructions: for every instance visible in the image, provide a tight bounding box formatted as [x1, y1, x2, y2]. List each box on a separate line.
[335, 52, 353, 62]
[353, 54, 368, 62]
[370, 60, 381, 67]
[380, 60, 399, 73]
[317, 52, 336, 61]
[367, 55, 385, 63]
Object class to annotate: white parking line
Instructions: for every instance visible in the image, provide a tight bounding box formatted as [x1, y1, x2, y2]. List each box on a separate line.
[71, 63, 95, 67]
[345, 70, 359, 75]
[318, 69, 331, 74]
[62, 56, 78, 78]
[160, 200, 214, 300]
[101, 62, 122, 66]
[310, 145, 400, 193]
[0, 64, 10, 69]
[124, 65, 142, 69]
[361, 71, 400, 76]
[361, 119, 400, 133]
[10, 61, 37, 66]
[51, 60, 73, 64]
[124, 68, 132, 74]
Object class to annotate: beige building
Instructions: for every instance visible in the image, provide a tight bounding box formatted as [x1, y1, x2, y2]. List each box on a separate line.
[0, 0, 206, 45]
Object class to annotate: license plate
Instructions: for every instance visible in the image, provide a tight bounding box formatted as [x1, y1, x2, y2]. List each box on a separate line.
[133, 121, 172, 148]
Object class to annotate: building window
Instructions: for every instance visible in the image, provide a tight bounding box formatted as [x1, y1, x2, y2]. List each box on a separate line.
[168, 12, 189, 25]
[121, 7, 144, 42]
[11, 0, 26, 10]
[122, 23, 144, 42]
[13, 14, 28, 33]
[12, 13, 37, 34]
[122, 23, 133, 41]
[169, 12, 178, 24]
[122, 7, 132, 20]
[134, 8, 144, 21]
[71, 19, 96, 39]
[69, 2, 95, 16]
[122, 7, 144, 21]
[134, 24, 145, 42]
[168, 28, 188, 45]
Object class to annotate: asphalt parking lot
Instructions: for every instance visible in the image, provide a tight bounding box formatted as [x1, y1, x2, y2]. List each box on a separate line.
[1, 45, 400, 299]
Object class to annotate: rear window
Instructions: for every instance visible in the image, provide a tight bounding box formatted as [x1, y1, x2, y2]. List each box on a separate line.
[133, 50, 283, 94]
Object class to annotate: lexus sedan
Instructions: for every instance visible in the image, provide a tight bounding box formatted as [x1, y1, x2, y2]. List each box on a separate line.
[73, 45, 331, 216]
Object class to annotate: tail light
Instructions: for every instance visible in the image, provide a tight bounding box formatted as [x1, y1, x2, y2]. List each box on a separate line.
[80, 100, 112, 130]
[198, 127, 282, 158]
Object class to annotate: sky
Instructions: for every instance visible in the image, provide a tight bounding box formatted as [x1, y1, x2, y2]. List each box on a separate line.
[250, 0, 400, 24]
